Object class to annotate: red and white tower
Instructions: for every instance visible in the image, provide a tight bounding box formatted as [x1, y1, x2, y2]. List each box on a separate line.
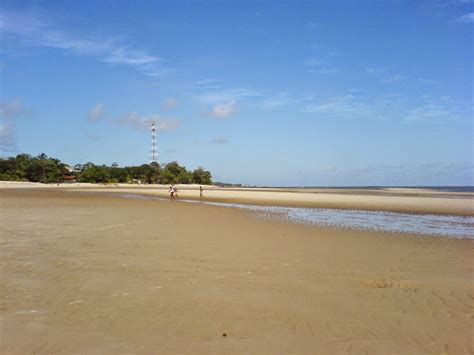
[150, 121, 159, 164]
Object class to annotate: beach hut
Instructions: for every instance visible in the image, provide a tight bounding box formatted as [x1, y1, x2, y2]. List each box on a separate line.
[62, 175, 77, 183]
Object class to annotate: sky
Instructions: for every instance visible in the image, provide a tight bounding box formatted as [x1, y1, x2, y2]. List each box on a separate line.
[0, 0, 473, 186]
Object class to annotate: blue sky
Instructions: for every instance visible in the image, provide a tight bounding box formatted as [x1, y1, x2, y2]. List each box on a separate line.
[0, 0, 472, 186]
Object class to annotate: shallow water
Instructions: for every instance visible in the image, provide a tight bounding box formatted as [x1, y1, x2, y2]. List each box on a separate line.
[113, 193, 474, 239]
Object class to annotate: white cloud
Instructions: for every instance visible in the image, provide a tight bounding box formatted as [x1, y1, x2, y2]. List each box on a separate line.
[116, 112, 180, 132]
[195, 87, 259, 118]
[0, 98, 25, 152]
[0, 11, 164, 77]
[0, 120, 15, 152]
[207, 101, 238, 119]
[88, 103, 105, 122]
[458, 12, 474, 23]
[0, 98, 25, 119]
[161, 97, 179, 111]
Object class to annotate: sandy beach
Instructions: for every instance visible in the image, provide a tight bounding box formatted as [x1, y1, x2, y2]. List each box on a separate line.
[1, 187, 473, 354]
[2, 182, 473, 216]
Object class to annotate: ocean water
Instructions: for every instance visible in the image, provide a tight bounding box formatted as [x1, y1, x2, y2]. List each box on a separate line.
[206, 202, 474, 239]
[112, 193, 474, 239]
[282, 186, 474, 192]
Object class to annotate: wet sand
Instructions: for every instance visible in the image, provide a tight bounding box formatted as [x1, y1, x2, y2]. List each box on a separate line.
[2, 182, 473, 216]
[1, 189, 473, 354]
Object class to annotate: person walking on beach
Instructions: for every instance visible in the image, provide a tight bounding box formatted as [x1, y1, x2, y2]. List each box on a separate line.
[168, 185, 174, 200]
[199, 185, 203, 198]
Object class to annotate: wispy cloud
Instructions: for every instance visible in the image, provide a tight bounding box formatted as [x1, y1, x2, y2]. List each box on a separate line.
[210, 137, 229, 144]
[458, 12, 474, 23]
[260, 92, 296, 109]
[403, 102, 456, 123]
[419, 162, 474, 176]
[161, 97, 179, 111]
[116, 112, 180, 132]
[205, 101, 238, 119]
[87, 103, 105, 122]
[304, 43, 344, 74]
[0, 123, 16, 152]
[0, 11, 164, 77]
[304, 57, 339, 74]
[0, 98, 26, 152]
[304, 95, 372, 117]
[0, 98, 25, 119]
[195, 78, 221, 90]
[303, 93, 469, 124]
[417, 77, 436, 84]
[103, 47, 159, 65]
[365, 66, 386, 74]
[381, 74, 403, 84]
[195, 87, 260, 105]
[306, 21, 320, 29]
[365, 66, 403, 84]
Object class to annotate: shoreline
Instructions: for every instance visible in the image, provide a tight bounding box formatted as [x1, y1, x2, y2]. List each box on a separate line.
[79, 191, 474, 239]
[3, 187, 473, 238]
[3, 182, 472, 216]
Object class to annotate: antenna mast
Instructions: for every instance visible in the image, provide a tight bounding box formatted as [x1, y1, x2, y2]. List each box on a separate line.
[150, 121, 159, 164]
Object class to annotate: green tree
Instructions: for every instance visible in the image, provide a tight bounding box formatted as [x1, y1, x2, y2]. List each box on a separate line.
[160, 169, 177, 184]
[164, 161, 186, 176]
[0, 153, 213, 186]
[192, 167, 212, 185]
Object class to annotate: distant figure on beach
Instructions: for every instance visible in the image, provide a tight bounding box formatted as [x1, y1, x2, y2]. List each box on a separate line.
[168, 185, 175, 200]
[200, 185, 203, 198]
[173, 187, 179, 199]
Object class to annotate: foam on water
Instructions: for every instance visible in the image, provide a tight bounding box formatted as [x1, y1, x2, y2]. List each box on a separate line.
[112, 193, 474, 239]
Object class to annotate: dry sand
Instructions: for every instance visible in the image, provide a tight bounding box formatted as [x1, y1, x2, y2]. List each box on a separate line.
[1, 188, 473, 354]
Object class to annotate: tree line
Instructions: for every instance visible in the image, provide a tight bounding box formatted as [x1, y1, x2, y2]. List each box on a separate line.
[0, 153, 213, 185]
